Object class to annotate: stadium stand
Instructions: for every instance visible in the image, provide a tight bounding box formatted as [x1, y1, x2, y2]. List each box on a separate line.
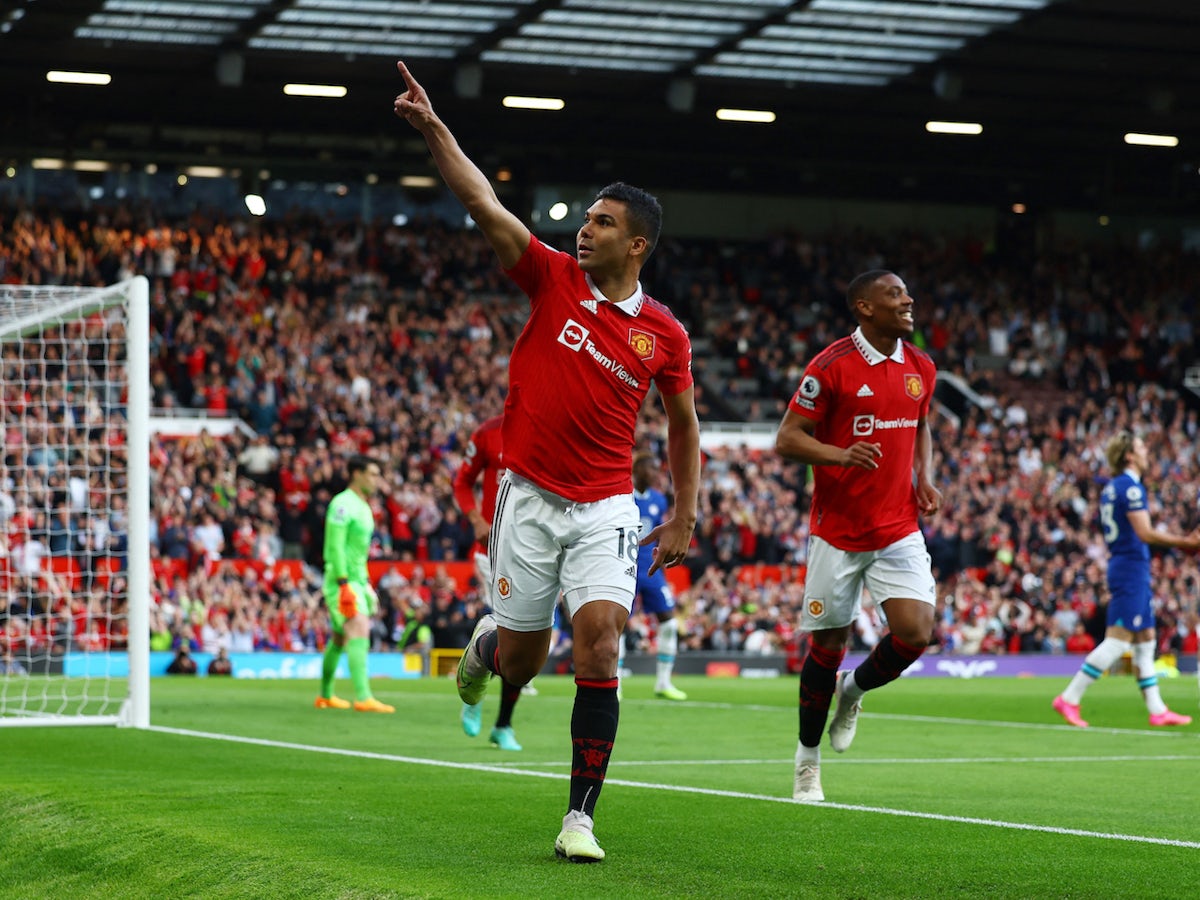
[1, 200, 1197, 669]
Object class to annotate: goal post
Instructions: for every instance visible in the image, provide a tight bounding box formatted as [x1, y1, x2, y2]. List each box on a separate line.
[0, 276, 150, 728]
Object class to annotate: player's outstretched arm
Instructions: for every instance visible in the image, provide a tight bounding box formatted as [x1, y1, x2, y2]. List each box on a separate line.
[393, 60, 530, 269]
[1130, 512, 1200, 551]
[1186, 527, 1200, 552]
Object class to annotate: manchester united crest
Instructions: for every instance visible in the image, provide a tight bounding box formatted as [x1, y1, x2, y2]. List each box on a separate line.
[904, 373, 924, 400]
[807, 599, 824, 618]
[629, 329, 655, 360]
[496, 576, 511, 599]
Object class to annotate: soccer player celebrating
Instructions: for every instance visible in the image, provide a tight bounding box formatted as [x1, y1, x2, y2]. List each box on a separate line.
[775, 270, 941, 802]
[395, 61, 701, 863]
[315, 455, 394, 714]
[1053, 431, 1199, 728]
[452, 413, 526, 751]
[628, 452, 687, 700]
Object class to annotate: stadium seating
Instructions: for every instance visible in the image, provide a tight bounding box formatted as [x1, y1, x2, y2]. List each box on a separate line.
[1, 202, 1197, 662]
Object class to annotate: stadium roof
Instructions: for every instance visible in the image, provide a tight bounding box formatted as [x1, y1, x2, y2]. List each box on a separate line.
[2, 0, 1198, 212]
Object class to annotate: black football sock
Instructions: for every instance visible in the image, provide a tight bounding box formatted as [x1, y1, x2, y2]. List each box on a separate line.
[852, 633, 925, 691]
[477, 628, 500, 676]
[798, 642, 844, 748]
[568, 677, 620, 818]
[495, 678, 521, 729]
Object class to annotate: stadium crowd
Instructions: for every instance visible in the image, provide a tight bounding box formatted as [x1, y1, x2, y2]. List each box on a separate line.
[1, 199, 1198, 667]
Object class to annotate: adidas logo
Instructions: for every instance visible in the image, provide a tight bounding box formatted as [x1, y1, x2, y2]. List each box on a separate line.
[856, 384, 874, 397]
[579, 299, 598, 314]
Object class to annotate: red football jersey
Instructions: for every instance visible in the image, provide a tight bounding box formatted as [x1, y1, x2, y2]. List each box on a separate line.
[503, 237, 693, 502]
[788, 328, 937, 552]
[453, 415, 504, 525]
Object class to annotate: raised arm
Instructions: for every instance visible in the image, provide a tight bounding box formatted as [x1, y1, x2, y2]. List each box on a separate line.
[393, 60, 530, 270]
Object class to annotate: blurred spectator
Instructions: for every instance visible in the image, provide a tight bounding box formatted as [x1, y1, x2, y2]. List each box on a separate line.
[238, 434, 280, 486]
[1065, 621, 1096, 654]
[207, 647, 234, 676]
[166, 644, 198, 675]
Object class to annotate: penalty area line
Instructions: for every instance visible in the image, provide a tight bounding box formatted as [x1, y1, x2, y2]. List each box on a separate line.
[148, 725, 1200, 850]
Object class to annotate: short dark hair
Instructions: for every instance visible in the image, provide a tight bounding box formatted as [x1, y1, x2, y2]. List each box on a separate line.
[846, 269, 895, 316]
[347, 454, 379, 478]
[595, 182, 662, 256]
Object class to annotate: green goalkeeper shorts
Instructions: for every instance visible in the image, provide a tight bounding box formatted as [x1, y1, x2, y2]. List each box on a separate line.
[326, 581, 378, 633]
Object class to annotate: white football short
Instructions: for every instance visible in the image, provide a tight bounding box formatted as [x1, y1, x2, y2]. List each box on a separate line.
[489, 472, 639, 631]
[802, 531, 936, 631]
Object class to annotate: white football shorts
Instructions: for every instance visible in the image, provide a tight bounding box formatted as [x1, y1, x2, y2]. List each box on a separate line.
[489, 472, 639, 631]
[802, 531, 936, 631]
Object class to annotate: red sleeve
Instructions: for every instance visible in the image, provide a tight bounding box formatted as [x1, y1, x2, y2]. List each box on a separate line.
[453, 430, 487, 515]
[788, 364, 831, 425]
[504, 237, 566, 305]
[652, 321, 694, 397]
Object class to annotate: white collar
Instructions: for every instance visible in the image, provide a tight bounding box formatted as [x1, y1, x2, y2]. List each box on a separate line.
[1123, 467, 1142, 483]
[585, 273, 644, 316]
[851, 326, 904, 366]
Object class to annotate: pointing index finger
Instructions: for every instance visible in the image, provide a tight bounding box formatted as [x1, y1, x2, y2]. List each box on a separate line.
[396, 60, 418, 89]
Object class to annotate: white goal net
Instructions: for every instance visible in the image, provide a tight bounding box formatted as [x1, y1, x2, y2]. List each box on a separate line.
[0, 276, 150, 727]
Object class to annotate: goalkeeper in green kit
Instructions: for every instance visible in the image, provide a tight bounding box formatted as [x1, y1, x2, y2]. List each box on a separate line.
[315, 455, 395, 713]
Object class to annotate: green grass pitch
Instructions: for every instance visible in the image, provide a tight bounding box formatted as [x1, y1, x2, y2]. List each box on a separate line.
[3, 672, 1198, 899]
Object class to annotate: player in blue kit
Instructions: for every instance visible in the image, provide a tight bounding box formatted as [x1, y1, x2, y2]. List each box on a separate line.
[621, 453, 687, 701]
[1053, 431, 1199, 728]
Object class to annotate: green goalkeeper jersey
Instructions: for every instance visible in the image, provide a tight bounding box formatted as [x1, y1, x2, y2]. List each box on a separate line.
[323, 487, 374, 595]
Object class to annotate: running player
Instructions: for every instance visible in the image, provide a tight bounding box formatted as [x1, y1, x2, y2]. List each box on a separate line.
[775, 270, 940, 802]
[395, 61, 701, 862]
[628, 452, 687, 701]
[1053, 431, 1198, 728]
[452, 414, 526, 750]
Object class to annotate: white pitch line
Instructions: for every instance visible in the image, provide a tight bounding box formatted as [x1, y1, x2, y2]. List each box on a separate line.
[147, 724, 1200, 850]
[494, 753, 1200, 768]
[866, 711, 1200, 739]
[630, 701, 1200, 740]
